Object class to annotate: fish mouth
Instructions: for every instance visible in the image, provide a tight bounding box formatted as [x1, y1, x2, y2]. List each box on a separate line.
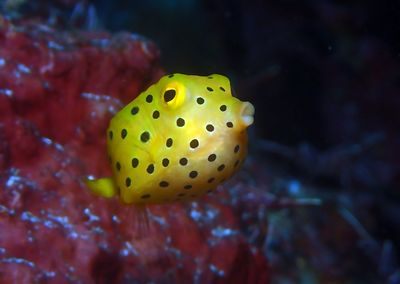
[240, 102, 255, 127]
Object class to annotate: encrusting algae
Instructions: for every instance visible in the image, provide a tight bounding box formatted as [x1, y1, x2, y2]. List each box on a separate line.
[86, 73, 255, 205]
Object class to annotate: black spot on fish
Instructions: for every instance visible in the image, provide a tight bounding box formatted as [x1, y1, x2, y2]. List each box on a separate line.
[206, 124, 214, 132]
[176, 118, 185, 127]
[208, 154, 216, 162]
[196, 97, 205, 105]
[131, 158, 139, 168]
[162, 158, 169, 167]
[159, 181, 169, 187]
[147, 164, 154, 174]
[189, 171, 198, 178]
[131, 106, 139, 115]
[140, 131, 150, 142]
[125, 177, 131, 187]
[152, 110, 160, 119]
[179, 158, 188, 166]
[166, 138, 173, 147]
[146, 95, 153, 103]
[121, 129, 127, 139]
[190, 139, 199, 149]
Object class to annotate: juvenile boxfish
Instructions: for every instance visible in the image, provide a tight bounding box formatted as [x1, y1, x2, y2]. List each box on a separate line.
[86, 74, 255, 204]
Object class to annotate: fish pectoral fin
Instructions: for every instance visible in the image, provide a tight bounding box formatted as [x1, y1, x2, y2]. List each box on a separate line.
[85, 177, 117, 198]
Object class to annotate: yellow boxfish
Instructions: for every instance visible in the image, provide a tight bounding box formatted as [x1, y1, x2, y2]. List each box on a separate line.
[86, 73, 255, 205]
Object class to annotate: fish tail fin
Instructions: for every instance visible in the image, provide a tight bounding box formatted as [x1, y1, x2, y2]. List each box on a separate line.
[84, 177, 118, 198]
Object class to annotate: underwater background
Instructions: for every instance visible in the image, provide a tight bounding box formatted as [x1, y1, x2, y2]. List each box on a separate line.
[0, 0, 399, 283]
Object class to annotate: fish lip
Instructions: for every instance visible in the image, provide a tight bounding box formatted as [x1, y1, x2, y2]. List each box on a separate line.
[240, 102, 255, 127]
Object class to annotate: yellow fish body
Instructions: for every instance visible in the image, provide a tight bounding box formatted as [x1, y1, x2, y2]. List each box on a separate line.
[86, 74, 255, 205]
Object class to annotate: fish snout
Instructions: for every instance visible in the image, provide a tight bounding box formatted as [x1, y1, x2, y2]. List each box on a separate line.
[239, 101, 255, 128]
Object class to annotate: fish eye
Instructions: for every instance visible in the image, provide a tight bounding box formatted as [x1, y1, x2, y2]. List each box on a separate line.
[164, 89, 176, 102]
[162, 82, 186, 108]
